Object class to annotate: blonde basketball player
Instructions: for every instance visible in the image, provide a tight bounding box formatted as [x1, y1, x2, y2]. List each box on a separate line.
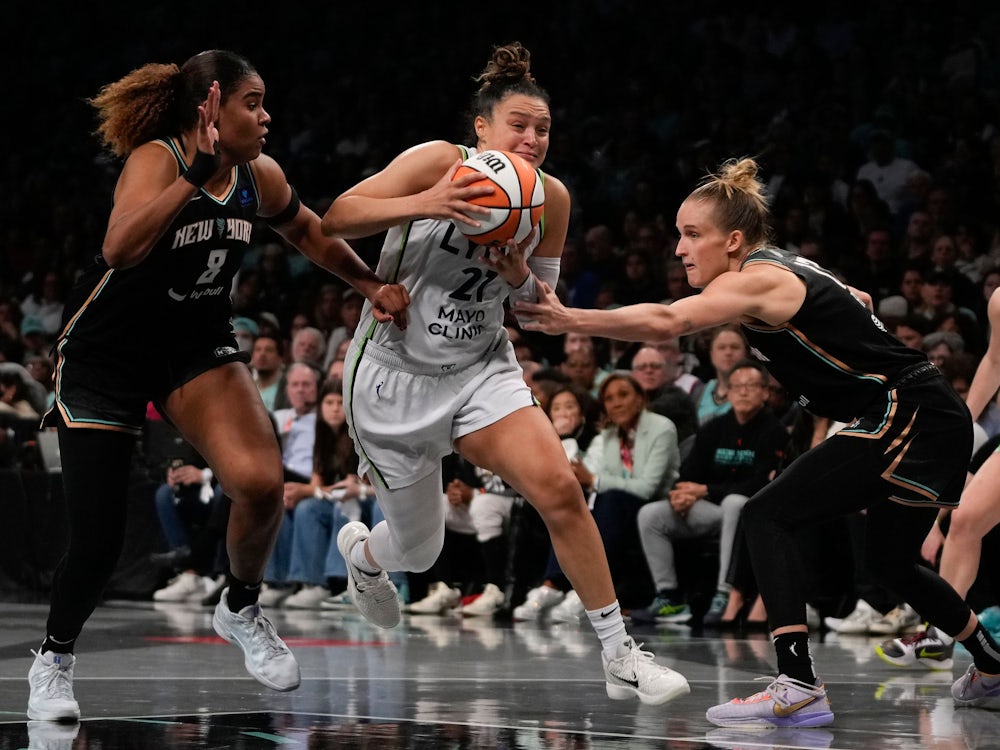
[321, 41, 689, 705]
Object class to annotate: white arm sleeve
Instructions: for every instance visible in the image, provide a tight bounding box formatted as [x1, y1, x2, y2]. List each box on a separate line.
[508, 256, 562, 327]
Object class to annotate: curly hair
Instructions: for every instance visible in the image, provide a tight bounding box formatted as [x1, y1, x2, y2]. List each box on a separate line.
[88, 50, 257, 158]
[465, 41, 549, 142]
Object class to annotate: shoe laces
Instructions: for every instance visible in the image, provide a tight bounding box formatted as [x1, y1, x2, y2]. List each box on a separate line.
[247, 614, 291, 659]
[30, 650, 74, 700]
[898, 630, 931, 646]
[611, 640, 655, 679]
[357, 574, 397, 603]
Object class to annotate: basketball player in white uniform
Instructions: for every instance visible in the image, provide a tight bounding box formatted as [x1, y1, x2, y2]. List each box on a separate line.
[321, 42, 689, 706]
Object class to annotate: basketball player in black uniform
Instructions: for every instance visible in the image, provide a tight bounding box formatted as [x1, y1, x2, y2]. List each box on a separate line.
[516, 157, 1000, 727]
[26, 50, 409, 722]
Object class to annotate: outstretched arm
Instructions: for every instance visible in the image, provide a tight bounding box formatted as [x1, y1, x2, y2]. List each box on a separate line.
[253, 154, 410, 329]
[515, 264, 806, 341]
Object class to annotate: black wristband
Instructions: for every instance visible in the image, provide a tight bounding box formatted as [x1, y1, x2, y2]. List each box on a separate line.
[183, 150, 219, 187]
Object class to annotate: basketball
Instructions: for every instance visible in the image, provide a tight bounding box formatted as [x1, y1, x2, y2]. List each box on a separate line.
[453, 150, 545, 246]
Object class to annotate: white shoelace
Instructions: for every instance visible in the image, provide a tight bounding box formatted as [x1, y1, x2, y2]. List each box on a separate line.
[31, 651, 74, 699]
[248, 615, 290, 658]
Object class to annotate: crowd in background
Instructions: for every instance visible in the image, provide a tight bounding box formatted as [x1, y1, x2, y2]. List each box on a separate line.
[3, 4, 1000, 613]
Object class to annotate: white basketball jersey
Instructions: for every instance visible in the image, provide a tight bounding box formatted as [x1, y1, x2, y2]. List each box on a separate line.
[356, 145, 543, 369]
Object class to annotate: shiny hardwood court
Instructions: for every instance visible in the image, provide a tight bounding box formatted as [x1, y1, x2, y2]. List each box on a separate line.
[1, 598, 997, 749]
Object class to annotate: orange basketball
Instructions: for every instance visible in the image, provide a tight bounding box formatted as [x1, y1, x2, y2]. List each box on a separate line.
[452, 149, 545, 246]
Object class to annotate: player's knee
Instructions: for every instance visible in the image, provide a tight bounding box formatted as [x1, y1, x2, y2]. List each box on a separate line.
[396, 541, 442, 572]
[227, 470, 283, 515]
[527, 473, 585, 523]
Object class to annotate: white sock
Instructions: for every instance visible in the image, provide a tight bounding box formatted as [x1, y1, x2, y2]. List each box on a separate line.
[349, 542, 380, 576]
[586, 600, 629, 661]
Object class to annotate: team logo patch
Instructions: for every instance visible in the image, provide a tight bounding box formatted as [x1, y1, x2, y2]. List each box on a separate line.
[215, 218, 227, 238]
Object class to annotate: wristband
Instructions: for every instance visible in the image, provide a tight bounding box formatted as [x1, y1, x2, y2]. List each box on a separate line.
[183, 149, 219, 187]
[314, 485, 324, 500]
[507, 272, 538, 304]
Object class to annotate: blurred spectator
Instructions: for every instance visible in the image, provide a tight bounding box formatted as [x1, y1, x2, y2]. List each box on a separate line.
[23, 354, 54, 410]
[290, 326, 327, 371]
[19, 316, 50, 360]
[630, 345, 698, 444]
[0, 370, 40, 419]
[695, 324, 748, 426]
[923, 330, 965, 369]
[855, 129, 921, 228]
[250, 333, 287, 412]
[323, 288, 364, 370]
[19, 270, 66, 337]
[232, 316, 258, 354]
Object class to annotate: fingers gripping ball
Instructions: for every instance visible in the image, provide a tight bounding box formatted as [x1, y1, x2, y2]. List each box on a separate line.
[454, 150, 545, 246]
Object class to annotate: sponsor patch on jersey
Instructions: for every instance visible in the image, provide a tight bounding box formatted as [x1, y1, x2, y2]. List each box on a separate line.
[214, 346, 237, 357]
[239, 187, 254, 207]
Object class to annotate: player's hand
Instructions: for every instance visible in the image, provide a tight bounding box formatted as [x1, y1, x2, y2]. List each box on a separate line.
[195, 81, 221, 157]
[420, 159, 493, 226]
[513, 279, 571, 334]
[480, 228, 536, 287]
[921, 522, 945, 566]
[370, 282, 411, 331]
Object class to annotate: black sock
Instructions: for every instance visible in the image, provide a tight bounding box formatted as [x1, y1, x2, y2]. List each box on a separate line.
[41, 636, 75, 655]
[227, 575, 262, 613]
[773, 632, 816, 684]
[961, 622, 1000, 674]
[327, 576, 347, 596]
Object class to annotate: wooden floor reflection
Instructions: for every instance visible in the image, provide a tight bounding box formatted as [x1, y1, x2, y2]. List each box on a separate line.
[2, 599, 998, 748]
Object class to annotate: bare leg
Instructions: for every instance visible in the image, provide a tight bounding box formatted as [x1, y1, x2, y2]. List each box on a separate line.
[939, 455, 1000, 601]
[166, 363, 284, 583]
[457, 407, 616, 609]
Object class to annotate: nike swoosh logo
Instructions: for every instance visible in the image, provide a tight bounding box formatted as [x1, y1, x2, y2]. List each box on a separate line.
[600, 605, 620, 618]
[168, 288, 188, 301]
[773, 696, 817, 717]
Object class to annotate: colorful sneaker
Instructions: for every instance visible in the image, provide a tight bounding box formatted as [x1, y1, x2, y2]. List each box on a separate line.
[406, 581, 462, 614]
[875, 627, 954, 670]
[654, 597, 692, 624]
[27, 650, 80, 722]
[823, 599, 879, 634]
[212, 589, 300, 691]
[461, 583, 505, 617]
[868, 603, 921, 635]
[283, 585, 331, 609]
[705, 727, 835, 749]
[701, 591, 730, 627]
[337, 521, 401, 628]
[549, 589, 586, 623]
[603, 636, 690, 705]
[512, 585, 565, 621]
[953, 663, 1000, 709]
[706, 674, 833, 728]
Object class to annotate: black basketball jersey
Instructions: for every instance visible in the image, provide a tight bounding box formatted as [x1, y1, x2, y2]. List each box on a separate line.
[58, 138, 260, 353]
[739, 247, 926, 422]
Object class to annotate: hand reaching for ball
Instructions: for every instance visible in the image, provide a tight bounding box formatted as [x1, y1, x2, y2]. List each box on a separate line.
[480, 228, 537, 287]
